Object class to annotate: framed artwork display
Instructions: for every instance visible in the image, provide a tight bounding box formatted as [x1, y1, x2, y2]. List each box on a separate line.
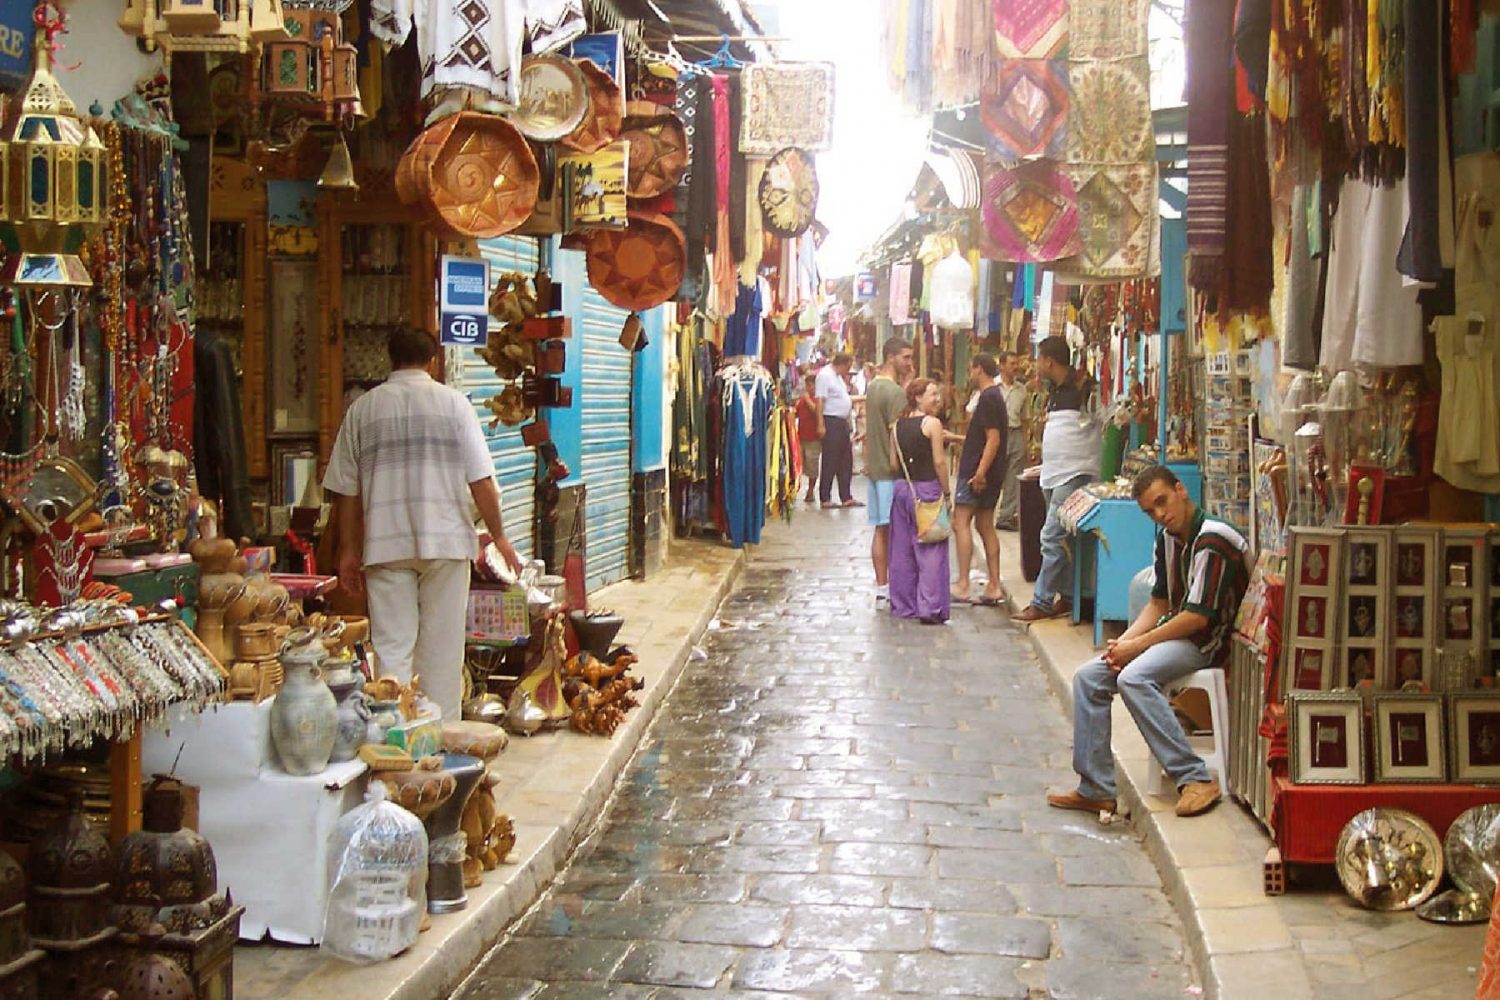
[268, 258, 322, 435]
[1450, 694, 1500, 784]
[1340, 528, 1390, 690]
[1289, 692, 1366, 784]
[1390, 527, 1439, 690]
[271, 442, 320, 508]
[1284, 527, 1344, 695]
[1441, 527, 1491, 690]
[1372, 694, 1446, 783]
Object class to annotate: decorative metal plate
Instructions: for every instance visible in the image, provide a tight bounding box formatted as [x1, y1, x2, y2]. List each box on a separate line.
[514, 56, 589, 141]
[1415, 888, 1490, 924]
[1445, 803, 1500, 900]
[1334, 807, 1444, 911]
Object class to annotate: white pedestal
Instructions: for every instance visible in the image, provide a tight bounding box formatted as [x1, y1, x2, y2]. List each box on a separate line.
[143, 701, 369, 944]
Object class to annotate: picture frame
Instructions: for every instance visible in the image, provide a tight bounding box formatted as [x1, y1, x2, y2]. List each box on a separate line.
[271, 441, 320, 508]
[1289, 692, 1366, 785]
[1341, 527, 1391, 690]
[268, 258, 322, 435]
[1373, 694, 1446, 783]
[1284, 527, 1345, 696]
[1450, 693, 1500, 784]
[1440, 526, 1490, 690]
[1391, 526, 1440, 690]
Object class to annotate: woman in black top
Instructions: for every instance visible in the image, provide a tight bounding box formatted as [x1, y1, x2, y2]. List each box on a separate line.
[888, 378, 951, 623]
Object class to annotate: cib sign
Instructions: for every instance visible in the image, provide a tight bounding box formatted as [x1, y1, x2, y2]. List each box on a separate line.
[439, 255, 489, 347]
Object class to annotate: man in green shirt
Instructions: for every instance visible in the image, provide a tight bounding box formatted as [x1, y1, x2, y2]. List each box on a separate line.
[864, 337, 913, 606]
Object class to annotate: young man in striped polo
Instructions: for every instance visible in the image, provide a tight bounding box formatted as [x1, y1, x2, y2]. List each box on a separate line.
[1047, 464, 1250, 819]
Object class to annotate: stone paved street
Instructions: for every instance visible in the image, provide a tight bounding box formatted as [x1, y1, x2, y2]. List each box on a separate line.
[454, 506, 1197, 998]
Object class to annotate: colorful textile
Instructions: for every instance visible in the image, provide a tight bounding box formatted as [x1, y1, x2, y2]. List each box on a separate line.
[1185, 0, 1235, 272]
[978, 158, 1083, 263]
[992, 0, 1067, 59]
[740, 63, 835, 154]
[1068, 0, 1149, 59]
[1066, 57, 1154, 164]
[890, 262, 913, 325]
[1063, 163, 1160, 278]
[981, 59, 1069, 159]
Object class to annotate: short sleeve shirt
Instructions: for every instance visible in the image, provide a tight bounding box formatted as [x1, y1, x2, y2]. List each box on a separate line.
[958, 385, 1008, 481]
[1150, 509, 1251, 662]
[323, 369, 494, 568]
[814, 365, 853, 419]
[863, 376, 906, 480]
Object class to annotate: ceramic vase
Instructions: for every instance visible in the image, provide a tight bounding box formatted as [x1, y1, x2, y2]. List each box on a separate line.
[425, 754, 485, 913]
[328, 678, 368, 763]
[270, 641, 337, 775]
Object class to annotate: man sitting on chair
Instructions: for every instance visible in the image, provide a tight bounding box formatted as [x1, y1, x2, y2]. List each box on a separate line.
[1047, 464, 1250, 819]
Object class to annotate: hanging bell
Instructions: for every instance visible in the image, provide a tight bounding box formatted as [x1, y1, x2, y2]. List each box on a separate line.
[318, 133, 358, 192]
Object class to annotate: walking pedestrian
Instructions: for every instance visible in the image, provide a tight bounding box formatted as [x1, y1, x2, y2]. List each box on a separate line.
[889, 378, 951, 624]
[864, 338, 914, 606]
[795, 371, 821, 503]
[1013, 335, 1103, 623]
[323, 327, 524, 722]
[815, 353, 861, 508]
[995, 350, 1029, 531]
[952, 355, 1008, 607]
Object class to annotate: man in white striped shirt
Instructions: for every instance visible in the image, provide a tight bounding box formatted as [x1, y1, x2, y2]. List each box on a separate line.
[323, 328, 523, 722]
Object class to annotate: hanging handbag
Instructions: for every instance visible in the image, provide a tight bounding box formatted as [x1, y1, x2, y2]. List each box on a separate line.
[893, 418, 952, 544]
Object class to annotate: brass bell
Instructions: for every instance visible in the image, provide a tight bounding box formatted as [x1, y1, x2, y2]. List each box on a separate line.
[318, 132, 358, 192]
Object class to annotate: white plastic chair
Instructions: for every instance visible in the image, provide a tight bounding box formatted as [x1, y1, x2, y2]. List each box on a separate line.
[1146, 667, 1230, 797]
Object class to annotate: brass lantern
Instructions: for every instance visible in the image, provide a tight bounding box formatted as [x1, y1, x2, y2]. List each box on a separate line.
[0, 33, 106, 286]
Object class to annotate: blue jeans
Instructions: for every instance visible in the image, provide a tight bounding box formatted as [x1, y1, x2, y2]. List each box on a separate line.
[1072, 639, 1213, 800]
[1032, 473, 1093, 611]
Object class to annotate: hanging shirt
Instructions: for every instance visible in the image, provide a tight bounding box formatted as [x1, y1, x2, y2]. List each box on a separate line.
[725, 282, 764, 357]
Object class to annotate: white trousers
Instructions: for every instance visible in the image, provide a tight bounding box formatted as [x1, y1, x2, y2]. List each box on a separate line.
[364, 558, 470, 722]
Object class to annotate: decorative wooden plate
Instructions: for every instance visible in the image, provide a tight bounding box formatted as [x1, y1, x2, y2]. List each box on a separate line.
[585, 211, 686, 311]
[397, 113, 540, 238]
[619, 101, 688, 200]
[562, 59, 623, 155]
[514, 55, 589, 141]
[758, 146, 819, 238]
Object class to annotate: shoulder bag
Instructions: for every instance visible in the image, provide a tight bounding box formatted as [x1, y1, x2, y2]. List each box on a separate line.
[893, 418, 952, 544]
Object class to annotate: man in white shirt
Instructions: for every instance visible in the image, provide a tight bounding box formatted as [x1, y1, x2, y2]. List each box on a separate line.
[815, 353, 861, 508]
[323, 328, 524, 721]
[1013, 336, 1102, 623]
[996, 350, 1029, 530]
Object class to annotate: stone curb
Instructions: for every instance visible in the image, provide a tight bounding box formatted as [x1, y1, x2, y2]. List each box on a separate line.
[280, 543, 746, 1000]
[998, 537, 1311, 1000]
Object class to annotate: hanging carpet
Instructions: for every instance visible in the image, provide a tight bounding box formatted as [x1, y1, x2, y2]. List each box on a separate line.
[978, 157, 1083, 263]
[739, 62, 835, 155]
[981, 58, 1069, 159]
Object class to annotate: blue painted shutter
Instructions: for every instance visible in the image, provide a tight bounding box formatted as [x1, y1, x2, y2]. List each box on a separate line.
[579, 284, 633, 590]
[447, 235, 539, 560]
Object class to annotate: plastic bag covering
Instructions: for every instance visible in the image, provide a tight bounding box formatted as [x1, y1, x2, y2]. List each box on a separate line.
[429, 831, 468, 865]
[322, 782, 429, 964]
[930, 252, 975, 329]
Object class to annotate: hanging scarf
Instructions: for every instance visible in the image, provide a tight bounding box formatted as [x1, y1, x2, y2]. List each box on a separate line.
[1186, 0, 1236, 293]
[1396, 0, 1442, 283]
[728, 73, 747, 262]
[1224, 111, 1275, 312]
[711, 74, 737, 318]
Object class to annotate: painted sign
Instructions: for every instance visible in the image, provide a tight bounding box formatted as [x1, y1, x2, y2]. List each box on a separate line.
[439, 255, 490, 346]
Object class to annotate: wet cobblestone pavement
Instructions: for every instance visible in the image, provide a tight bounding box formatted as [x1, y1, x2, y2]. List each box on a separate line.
[455, 509, 1197, 998]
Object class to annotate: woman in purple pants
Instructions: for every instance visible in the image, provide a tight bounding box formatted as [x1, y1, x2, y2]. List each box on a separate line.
[889, 378, 951, 624]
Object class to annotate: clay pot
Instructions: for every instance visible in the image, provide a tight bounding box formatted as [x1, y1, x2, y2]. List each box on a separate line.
[269, 637, 337, 776]
[328, 677, 369, 764]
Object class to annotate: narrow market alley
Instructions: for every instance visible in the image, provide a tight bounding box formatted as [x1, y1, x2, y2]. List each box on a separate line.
[453, 502, 1197, 998]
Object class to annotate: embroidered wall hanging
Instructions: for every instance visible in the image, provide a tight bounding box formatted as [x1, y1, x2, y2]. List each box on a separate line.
[1060, 163, 1160, 278]
[1066, 57, 1154, 164]
[1068, 0, 1151, 59]
[739, 62, 835, 155]
[992, 0, 1068, 59]
[978, 158, 1083, 263]
[981, 58, 1070, 159]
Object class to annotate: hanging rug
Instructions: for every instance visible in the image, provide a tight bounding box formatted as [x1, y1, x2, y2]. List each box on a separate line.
[739, 62, 835, 155]
[562, 59, 623, 154]
[585, 211, 687, 311]
[757, 147, 819, 238]
[620, 102, 688, 200]
[1069, 0, 1151, 60]
[992, 0, 1068, 59]
[1066, 57, 1154, 164]
[981, 59, 1070, 160]
[1059, 163, 1160, 278]
[978, 157, 1083, 263]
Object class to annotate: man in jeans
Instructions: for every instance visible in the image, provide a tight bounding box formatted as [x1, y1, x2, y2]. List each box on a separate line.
[995, 350, 1028, 531]
[1013, 336, 1102, 623]
[815, 353, 859, 508]
[863, 338, 913, 605]
[1047, 465, 1249, 818]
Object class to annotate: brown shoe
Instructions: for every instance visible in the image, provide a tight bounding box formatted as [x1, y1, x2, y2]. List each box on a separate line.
[1046, 789, 1117, 814]
[1014, 603, 1064, 623]
[1175, 780, 1221, 817]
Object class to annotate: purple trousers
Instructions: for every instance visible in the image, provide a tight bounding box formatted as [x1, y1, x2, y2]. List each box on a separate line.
[890, 479, 951, 621]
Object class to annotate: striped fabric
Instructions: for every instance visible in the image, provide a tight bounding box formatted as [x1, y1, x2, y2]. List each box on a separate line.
[323, 370, 495, 568]
[1151, 509, 1251, 663]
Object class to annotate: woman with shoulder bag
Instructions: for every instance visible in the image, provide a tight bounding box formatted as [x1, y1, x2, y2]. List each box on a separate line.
[889, 378, 952, 623]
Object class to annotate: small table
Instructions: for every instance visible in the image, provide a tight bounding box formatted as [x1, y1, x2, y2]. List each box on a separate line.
[1067, 496, 1157, 645]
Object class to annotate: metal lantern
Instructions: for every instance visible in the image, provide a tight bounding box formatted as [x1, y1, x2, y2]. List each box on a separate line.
[75, 126, 105, 226]
[160, 0, 223, 33]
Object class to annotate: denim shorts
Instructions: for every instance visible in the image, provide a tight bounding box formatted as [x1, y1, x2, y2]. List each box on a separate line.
[955, 477, 1000, 509]
[867, 478, 896, 526]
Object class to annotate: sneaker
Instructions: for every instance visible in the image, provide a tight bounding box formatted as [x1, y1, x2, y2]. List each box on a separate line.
[1175, 780, 1221, 817]
[1046, 789, 1117, 814]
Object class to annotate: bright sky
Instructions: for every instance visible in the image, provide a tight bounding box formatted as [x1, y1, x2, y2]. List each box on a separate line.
[763, 0, 1187, 280]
